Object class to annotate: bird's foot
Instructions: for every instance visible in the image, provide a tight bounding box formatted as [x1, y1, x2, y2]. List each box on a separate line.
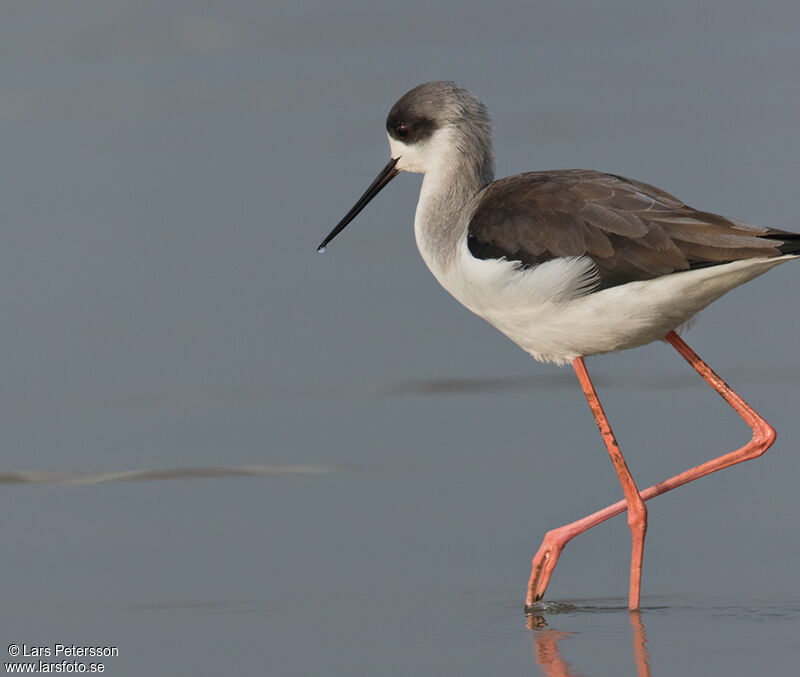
[525, 528, 570, 610]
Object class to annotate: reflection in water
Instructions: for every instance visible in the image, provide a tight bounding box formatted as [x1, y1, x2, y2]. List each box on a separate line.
[0, 463, 340, 485]
[527, 610, 652, 677]
[630, 611, 652, 677]
[369, 373, 575, 396]
[371, 365, 800, 397]
[528, 616, 583, 677]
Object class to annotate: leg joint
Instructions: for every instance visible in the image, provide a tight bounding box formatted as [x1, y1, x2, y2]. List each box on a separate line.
[752, 419, 777, 456]
[626, 497, 647, 531]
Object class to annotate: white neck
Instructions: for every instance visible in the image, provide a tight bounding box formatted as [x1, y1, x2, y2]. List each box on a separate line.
[412, 136, 494, 280]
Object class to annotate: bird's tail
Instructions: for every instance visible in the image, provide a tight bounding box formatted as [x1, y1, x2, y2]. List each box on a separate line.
[765, 230, 800, 255]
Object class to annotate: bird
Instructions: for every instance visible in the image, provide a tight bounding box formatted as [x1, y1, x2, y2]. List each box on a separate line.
[317, 81, 799, 611]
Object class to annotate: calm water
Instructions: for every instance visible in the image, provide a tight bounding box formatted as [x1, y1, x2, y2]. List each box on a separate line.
[2, 1, 799, 674]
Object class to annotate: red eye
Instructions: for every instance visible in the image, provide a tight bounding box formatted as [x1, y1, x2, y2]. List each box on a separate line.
[395, 124, 410, 139]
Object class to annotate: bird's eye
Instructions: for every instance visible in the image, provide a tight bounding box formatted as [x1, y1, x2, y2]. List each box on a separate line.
[395, 124, 410, 139]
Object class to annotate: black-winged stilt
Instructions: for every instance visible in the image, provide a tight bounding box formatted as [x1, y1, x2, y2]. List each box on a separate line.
[318, 81, 798, 611]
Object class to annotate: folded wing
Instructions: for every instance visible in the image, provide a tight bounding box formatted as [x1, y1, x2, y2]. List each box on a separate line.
[467, 170, 799, 289]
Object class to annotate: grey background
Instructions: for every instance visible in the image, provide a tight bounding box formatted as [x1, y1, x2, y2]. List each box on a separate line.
[2, 1, 799, 675]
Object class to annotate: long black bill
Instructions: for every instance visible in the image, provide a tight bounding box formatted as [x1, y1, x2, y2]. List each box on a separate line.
[317, 157, 400, 252]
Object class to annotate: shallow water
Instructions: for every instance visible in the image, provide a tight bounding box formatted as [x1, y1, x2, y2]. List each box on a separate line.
[2, 1, 799, 675]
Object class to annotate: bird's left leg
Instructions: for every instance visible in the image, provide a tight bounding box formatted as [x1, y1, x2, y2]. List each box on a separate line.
[527, 357, 647, 611]
[527, 332, 776, 610]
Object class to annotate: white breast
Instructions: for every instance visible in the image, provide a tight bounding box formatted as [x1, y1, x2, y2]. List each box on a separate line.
[427, 234, 794, 365]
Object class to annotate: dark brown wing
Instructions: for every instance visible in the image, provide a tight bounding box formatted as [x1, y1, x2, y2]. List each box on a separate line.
[467, 170, 798, 289]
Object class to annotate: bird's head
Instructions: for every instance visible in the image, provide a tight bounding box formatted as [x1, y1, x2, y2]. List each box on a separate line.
[317, 81, 493, 252]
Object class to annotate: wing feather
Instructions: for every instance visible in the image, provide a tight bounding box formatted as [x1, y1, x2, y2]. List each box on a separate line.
[466, 170, 793, 289]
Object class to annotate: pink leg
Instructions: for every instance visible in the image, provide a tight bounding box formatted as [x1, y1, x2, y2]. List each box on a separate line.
[572, 356, 647, 609]
[526, 331, 776, 609]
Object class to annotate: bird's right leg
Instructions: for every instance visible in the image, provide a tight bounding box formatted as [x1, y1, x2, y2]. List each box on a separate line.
[525, 331, 776, 609]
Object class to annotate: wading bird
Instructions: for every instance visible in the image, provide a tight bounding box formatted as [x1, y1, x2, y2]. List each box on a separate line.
[318, 81, 798, 610]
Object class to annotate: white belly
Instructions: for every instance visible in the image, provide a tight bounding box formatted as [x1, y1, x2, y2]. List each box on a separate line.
[428, 240, 794, 365]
